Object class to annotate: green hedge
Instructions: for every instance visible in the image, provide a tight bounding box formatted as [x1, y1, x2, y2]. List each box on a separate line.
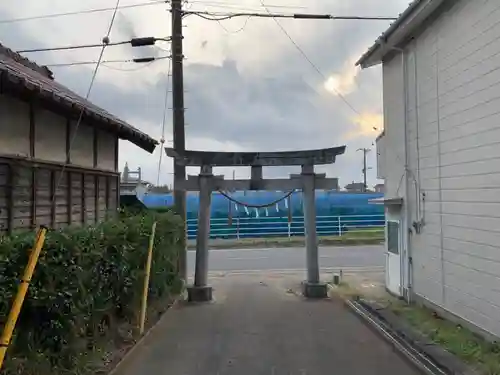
[0, 211, 183, 374]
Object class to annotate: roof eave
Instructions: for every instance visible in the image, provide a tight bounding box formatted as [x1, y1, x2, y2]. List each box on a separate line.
[127, 136, 158, 154]
[118, 128, 158, 154]
[356, 0, 445, 69]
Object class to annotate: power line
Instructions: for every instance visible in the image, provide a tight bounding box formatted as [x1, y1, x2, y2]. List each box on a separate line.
[157, 58, 173, 186]
[0, 0, 169, 25]
[46, 56, 170, 68]
[53, 0, 122, 196]
[17, 37, 171, 54]
[259, 2, 361, 116]
[216, 16, 251, 34]
[190, 1, 305, 9]
[17, 40, 130, 54]
[183, 9, 398, 21]
[0, 0, 305, 25]
[187, 1, 306, 12]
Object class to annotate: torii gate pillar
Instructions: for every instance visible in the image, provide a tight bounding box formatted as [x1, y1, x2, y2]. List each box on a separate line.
[301, 164, 327, 298]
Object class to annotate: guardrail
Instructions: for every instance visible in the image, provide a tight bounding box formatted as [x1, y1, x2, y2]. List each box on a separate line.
[186, 214, 385, 240]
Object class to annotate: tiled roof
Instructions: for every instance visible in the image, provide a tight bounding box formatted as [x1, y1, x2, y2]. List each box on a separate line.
[0, 42, 158, 153]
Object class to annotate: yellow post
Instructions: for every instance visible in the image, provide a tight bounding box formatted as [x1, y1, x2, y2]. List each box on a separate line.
[139, 222, 157, 335]
[0, 226, 47, 370]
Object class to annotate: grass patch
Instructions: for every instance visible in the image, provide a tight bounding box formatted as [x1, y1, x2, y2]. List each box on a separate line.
[328, 281, 362, 300]
[386, 301, 500, 375]
[329, 279, 500, 374]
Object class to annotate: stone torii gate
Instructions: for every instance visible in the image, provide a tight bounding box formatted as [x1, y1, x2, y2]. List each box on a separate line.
[166, 146, 346, 302]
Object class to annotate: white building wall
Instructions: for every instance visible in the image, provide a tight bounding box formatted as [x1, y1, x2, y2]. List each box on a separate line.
[382, 57, 406, 200]
[0, 94, 30, 157]
[386, 0, 500, 337]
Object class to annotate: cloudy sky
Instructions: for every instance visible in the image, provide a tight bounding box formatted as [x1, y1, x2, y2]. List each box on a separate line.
[0, 0, 409, 188]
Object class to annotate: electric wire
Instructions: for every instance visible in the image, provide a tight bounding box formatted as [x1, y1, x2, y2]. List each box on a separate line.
[189, 1, 305, 10]
[101, 60, 157, 71]
[17, 40, 130, 54]
[45, 56, 169, 68]
[0, 1, 306, 25]
[187, 1, 305, 13]
[260, 2, 361, 115]
[218, 190, 295, 209]
[52, 0, 122, 197]
[0, 0, 169, 24]
[216, 16, 251, 34]
[157, 57, 173, 186]
[17, 37, 170, 54]
[183, 9, 397, 21]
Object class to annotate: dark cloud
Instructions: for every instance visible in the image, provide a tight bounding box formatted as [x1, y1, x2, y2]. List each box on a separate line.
[0, 0, 409, 186]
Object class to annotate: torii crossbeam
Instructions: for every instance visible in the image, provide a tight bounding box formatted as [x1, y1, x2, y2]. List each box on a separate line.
[166, 146, 346, 302]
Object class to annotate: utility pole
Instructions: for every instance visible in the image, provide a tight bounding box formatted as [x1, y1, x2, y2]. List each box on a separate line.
[171, 0, 187, 280]
[357, 148, 371, 192]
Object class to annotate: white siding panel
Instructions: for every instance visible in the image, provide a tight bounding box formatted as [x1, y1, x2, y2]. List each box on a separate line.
[440, 142, 500, 166]
[413, 276, 443, 307]
[444, 250, 500, 283]
[439, 113, 500, 145]
[445, 286, 500, 338]
[441, 173, 500, 189]
[440, 158, 500, 178]
[444, 237, 500, 263]
[441, 188, 500, 204]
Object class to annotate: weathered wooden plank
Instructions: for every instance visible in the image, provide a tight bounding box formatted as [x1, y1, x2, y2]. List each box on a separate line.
[0, 164, 9, 186]
[0, 219, 8, 234]
[36, 215, 51, 227]
[11, 217, 31, 229]
[35, 169, 51, 186]
[12, 207, 33, 218]
[67, 171, 72, 225]
[0, 208, 7, 220]
[0, 165, 8, 233]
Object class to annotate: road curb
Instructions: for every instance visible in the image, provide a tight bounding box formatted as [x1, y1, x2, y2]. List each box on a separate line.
[108, 295, 183, 375]
[344, 298, 478, 375]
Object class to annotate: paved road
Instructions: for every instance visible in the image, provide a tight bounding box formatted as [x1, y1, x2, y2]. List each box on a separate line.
[187, 245, 385, 274]
[117, 274, 418, 375]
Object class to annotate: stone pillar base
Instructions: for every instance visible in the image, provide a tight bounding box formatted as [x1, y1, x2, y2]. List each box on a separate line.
[187, 285, 213, 302]
[302, 281, 328, 299]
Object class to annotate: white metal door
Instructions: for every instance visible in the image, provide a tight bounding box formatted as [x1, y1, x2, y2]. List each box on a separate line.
[386, 220, 402, 296]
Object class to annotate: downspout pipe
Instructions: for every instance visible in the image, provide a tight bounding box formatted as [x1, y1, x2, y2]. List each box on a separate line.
[392, 46, 412, 304]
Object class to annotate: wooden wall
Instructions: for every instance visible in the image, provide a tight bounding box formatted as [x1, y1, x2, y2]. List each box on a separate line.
[0, 158, 118, 235]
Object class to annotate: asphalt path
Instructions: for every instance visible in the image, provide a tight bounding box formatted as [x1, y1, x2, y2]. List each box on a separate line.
[187, 245, 385, 274]
[118, 273, 418, 375]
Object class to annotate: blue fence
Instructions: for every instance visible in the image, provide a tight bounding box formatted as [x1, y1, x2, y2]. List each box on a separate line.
[141, 191, 385, 240]
[186, 214, 385, 240]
